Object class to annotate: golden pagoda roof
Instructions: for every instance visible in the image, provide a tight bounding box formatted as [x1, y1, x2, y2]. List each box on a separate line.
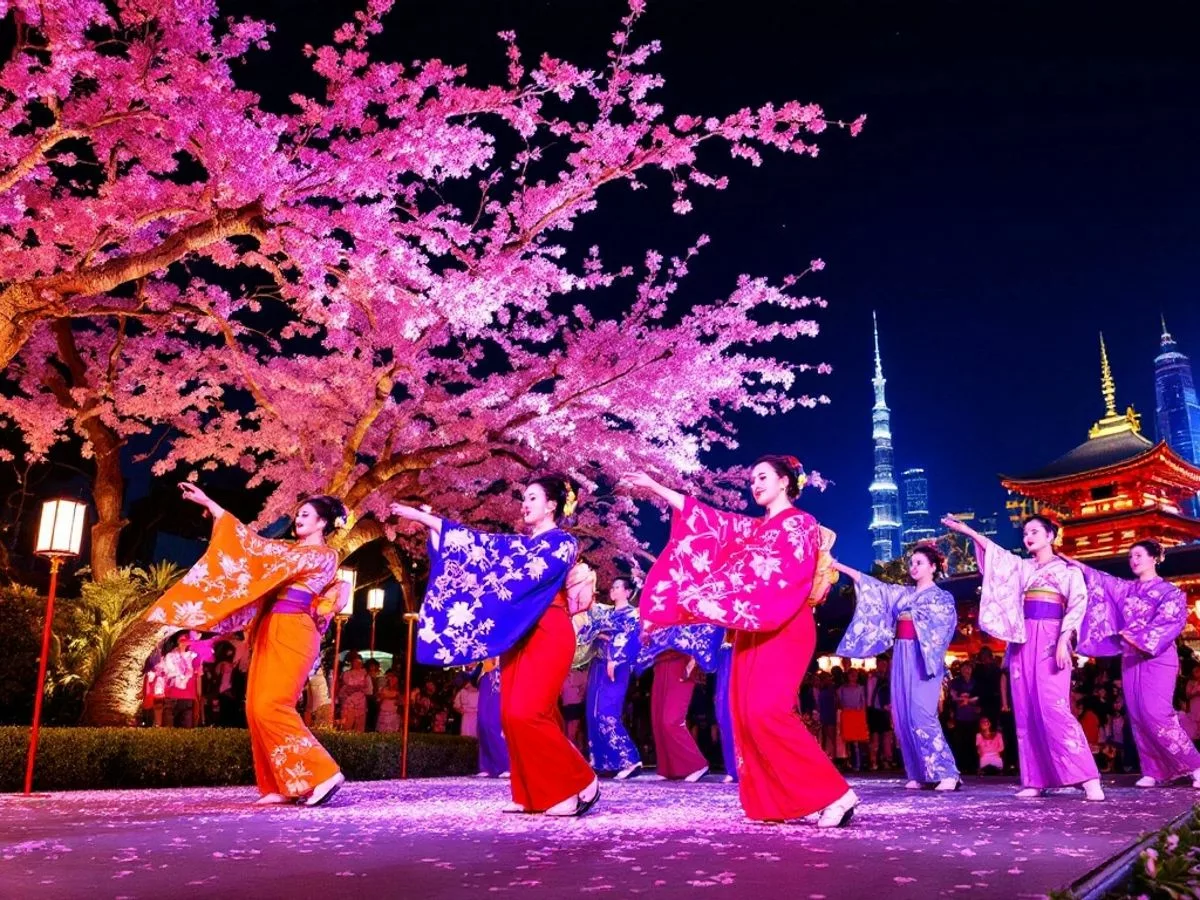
[1001, 334, 1200, 488]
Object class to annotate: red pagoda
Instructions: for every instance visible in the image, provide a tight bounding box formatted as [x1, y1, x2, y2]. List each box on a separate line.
[1000, 335, 1200, 559]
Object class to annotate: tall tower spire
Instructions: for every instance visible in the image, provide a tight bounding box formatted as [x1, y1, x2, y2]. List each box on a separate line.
[1155, 319, 1200, 516]
[1090, 332, 1141, 439]
[868, 312, 902, 563]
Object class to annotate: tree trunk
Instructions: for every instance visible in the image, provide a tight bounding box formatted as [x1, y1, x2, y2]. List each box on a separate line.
[81, 619, 162, 726]
[48, 321, 127, 580]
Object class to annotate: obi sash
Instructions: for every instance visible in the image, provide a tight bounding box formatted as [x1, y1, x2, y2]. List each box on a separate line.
[1023, 589, 1065, 621]
[895, 617, 918, 640]
[272, 587, 317, 617]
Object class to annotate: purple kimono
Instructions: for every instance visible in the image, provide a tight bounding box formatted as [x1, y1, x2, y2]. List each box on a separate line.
[976, 541, 1099, 789]
[1076, 567, 1200, 782]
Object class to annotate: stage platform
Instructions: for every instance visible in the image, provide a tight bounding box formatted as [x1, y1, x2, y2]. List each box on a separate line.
[2, 775, 1189, 899]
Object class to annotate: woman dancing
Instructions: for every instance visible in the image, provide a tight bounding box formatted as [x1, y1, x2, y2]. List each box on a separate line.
[834, 544, 960, 791]
[1072, 539, 1200, 788]
[942, 514, 1104, 801]
[582, 578, 644, 779]
[625, 456, 857, 826]
[146, 484, 348, 806]
[391, 474, 599, 816]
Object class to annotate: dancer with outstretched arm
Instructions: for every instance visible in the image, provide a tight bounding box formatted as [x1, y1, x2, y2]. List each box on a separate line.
[942, 513, 1104, 801]
[391, 474, 600, 816]
[625, 456, 857, 826]
[146, 484, 348, 807]
[1072, 539, 1200, 788]
[834, 544, 961, 792]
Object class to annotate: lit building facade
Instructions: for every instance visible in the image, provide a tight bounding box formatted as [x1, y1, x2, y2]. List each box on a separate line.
[902, 468, 936, 545]
[1155, 316, 1200, 515]
[869, 313, 902, 562]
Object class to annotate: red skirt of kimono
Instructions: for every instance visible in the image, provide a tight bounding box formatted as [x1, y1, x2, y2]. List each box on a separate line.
[500, 594, 595, 811]
[730, 604, 849, 820]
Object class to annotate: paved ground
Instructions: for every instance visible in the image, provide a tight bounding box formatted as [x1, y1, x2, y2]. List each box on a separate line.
[1, 775, 1191, 899]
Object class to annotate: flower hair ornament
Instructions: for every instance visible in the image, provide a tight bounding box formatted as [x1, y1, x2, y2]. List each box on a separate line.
[334, 510, 356, 531]
[562, 481, 579, 518]
[782, 455, 809, 490]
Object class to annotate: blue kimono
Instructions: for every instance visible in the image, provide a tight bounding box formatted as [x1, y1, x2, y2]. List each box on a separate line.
[837, 575, 959, 783]
[417, 521, 577, 666]
[582, 605, 642, 772]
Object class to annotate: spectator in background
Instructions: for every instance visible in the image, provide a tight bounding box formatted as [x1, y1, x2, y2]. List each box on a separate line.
[976, 716, 1004, 774]
[160, 631, 200, 728]
[377, 671, 401, 733]
[949, 661, 982, 774]
[837, 669, 869, 772]
[974, 647, 1002, 724]
[454, 678, 481, 737]
[817, 672, 839, 762]
[561, 667, 589, 754]
[365, 659, 383, 731]
[305, 660, 333, 728]
[339, 652, 373, 732]
[867, 658, 894, 771]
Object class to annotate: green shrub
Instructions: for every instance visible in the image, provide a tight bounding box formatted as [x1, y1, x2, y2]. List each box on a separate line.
[0, 727, 477, 792]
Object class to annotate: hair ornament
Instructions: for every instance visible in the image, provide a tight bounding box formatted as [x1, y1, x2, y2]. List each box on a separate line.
[562, 482, 579, 518]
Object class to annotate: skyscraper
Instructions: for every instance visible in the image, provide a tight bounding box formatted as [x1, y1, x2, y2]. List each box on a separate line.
[1155, 316, 1200, 467]
[869, 313, 902, 562]
[902, 468, 935, 545]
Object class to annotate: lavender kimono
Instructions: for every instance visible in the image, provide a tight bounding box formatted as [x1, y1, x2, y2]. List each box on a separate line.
[417, 522, 577, 666]
[837, 576, 959, 783]
[582, 605, 642, 772]
[1076, 567, 1200, 782]
[976, 542, 1099, 789]
[476, 660, 509, 777]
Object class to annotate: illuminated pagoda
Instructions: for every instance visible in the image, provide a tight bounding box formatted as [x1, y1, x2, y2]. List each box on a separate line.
[1000, 334, 1200, 559]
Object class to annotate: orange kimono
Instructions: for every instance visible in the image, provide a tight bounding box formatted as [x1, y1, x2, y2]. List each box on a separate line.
[146, 512, 341, 799]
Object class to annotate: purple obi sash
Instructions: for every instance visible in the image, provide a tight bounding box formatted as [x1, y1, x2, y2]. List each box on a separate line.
[1023, 591, 1065, 621]
[896, 618, 918, 640]
[272, 587, 317, 616]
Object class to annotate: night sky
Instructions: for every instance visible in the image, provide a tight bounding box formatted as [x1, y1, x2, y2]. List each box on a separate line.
[72, 2, 1200, 568]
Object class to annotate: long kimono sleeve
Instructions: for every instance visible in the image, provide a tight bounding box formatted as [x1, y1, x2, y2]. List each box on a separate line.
[975, 539, 1030, 644]
[643, 498, 819, 633]
[1123, 582, 1188, 657]
[145, 511, 338, 633]
[807, 527, 838, 606]
[912, 587, 958, 678]
[1074, 564, 1129, 657]
[1060, 563, 1088, 642]
[606, 609, 642, 667]
[634, 623, 723, 674]
[641, 496, 757, 627]
[836, 575, 908, 660]
[417, 522, 577, 666]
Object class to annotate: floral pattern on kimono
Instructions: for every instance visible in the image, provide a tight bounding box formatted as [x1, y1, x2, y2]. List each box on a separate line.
[807, 526, 838, 606]
[417, 521, 577, 666]
[604, 606, 642, 667]
[836, 575, 957, 678]
[1075, 567, 1188, 658]
[642, 497, 820, 633]
[271, 733, 324, 796]
[633, 623, 723, 675]
[145, 512, 338, 633]
[975, 541, 1087, 644]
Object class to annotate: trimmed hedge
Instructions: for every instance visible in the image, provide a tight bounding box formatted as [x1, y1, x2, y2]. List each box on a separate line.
[0, 727, 477, 792]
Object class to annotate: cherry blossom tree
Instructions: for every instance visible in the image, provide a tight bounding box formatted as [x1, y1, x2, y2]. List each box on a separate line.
[2, 0, 858, 579]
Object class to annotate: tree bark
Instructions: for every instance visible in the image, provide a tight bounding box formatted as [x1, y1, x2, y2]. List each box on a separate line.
[0, 202, 264, 367]
[47, 321, 127, 579]
[81, 619, 163, 726]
